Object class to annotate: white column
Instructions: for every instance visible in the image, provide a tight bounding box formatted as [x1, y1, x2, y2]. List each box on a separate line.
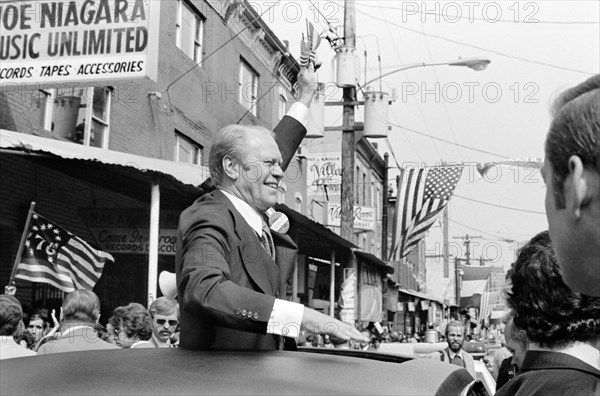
[330, 251, 336, 317]
[147, 181, 160, 307]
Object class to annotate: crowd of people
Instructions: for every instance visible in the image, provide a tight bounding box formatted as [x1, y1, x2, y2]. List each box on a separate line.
[0, 292, 181, 358]
[1, 68, 598, 395]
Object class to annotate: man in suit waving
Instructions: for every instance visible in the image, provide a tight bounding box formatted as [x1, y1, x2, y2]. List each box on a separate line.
[176, 66, 367, 350]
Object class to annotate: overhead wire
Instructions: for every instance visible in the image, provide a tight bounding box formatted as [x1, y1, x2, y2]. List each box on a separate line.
[357, 2, 600, 24]
[357, 9, 596, 75]
[389, 122, 511, 159]
[235, 81, 279, 124]
[415, 15, 482, 228]
[376, 3, 444, 162]
[453, 194, 546, 214]
[448, 218, 522, 244]
[418, 19, 465, 162]
[164, 1, 282, 107]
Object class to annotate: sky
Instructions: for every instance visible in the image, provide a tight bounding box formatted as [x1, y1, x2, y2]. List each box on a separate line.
[261, 0, 600, 270]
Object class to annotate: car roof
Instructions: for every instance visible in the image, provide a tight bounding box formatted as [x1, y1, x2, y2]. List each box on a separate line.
[1, 348, 477, 395]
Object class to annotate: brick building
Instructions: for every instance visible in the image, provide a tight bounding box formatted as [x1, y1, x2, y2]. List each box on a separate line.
[0, 0, 302, 317]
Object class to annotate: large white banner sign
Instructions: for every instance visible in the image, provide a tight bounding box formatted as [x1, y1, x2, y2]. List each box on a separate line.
[0, 0, 160, 84]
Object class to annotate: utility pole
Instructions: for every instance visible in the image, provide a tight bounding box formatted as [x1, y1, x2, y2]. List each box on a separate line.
[455, 257, 462, 308]
[341, 0, 357, 327]
[340, 0, 356, 243]
[382, 153, 389, 261]
[443, 207, 449, 278]
[478, 256, 493, 266]
[453, 234, 482, 266]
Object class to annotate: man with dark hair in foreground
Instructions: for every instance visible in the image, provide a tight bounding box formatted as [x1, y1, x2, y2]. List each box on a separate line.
[496, 231, 600, 395]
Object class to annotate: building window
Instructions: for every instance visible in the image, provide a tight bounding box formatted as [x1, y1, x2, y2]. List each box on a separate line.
[355, 165, 360, 204]
[176, 0, 204, 64]
[295, 193, 303, 213]
[175, 132, 202, 165]
[375, 186, 381, 219]
[43, 86, 111, 148]
[278, 86, 287, 121]
[238, 60, 259, 116]
[362, 172, 367, 206]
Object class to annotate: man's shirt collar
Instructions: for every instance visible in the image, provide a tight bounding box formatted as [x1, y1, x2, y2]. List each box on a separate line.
[529, 341, 600, 370]
[221, 190, 264, 235]
[448, 348, 465, 360]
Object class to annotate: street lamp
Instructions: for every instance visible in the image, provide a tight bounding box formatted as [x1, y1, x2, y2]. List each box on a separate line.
[360, 57, 490, 138]
[362, 57, 491, 88]
[307, 57, 492, 139]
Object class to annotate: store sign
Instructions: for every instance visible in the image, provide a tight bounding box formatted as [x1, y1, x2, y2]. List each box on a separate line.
[0, 0, 160, 84]
[324, 202, 375, 231]
[79, 208, 178, 255]
[306, 153, 341, 193]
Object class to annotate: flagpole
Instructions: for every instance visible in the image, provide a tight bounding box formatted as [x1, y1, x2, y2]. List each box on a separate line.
[388, 173, 402, 261]
[6, 201, 36, 293]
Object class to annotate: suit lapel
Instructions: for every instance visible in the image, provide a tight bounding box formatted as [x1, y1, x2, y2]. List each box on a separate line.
[212, 191, 280, 295]
[271, 230, 297, 295]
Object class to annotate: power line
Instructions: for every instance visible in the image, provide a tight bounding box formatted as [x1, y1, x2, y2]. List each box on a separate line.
[358, 2, 600, 24]
[165, 1, 282, 104]
[377, 4, 444, 162]
[418, 18, 466, 163]
[384, 137, 403, 170]
[389, 122, 511, 159]
[307, 0, 336, 29]
[453, 194, 546, 214]
[358, 9, 596, 75]
[236, 81, 279, 124]
[449, 218, 518, 243]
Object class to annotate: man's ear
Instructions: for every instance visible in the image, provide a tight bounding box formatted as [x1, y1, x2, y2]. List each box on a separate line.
[565, 155, 590, 218]
[222, 155, 239, 181]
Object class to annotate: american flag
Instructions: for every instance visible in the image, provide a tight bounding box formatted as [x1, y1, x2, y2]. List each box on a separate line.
[478, 291, 496, 323]
[15, 212, 113, 293]
[392, 166, 463, 259]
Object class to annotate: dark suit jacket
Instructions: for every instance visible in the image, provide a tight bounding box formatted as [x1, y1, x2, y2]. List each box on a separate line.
[496, 350, 600, 396]
[176, 190, 298, 350]
[496, 356, 515, 391]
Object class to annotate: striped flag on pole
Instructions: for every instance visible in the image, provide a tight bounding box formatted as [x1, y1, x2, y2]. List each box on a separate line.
[392, 165, 463, 259]
[14, 212, 113, 293]
[478, 291, 496, 322]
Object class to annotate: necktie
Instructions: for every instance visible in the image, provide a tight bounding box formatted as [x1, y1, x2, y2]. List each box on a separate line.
[450, 354, 465, 368]
[261, 223, 275, 260]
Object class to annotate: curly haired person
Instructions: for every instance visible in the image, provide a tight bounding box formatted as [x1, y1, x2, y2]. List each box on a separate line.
[108, 303, 153, 349]
[496, 231, 600, 396]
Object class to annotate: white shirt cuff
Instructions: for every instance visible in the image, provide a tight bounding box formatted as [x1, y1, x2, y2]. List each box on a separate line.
[267, 299, 304, 338]
[286, 102, 309, 127]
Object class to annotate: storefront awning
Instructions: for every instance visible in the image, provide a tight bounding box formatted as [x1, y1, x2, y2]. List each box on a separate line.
[397, 287, 443, 304]
[1, 129, 208, 204]
[275, 204, 356, 262]
[355, 251, 394, 274]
